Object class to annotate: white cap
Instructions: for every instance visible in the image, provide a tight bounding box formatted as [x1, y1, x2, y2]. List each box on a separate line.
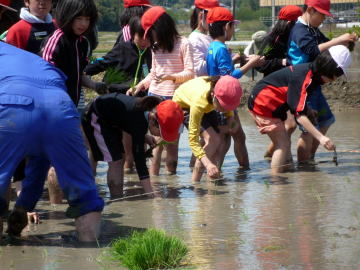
[328, 45, 352, 76]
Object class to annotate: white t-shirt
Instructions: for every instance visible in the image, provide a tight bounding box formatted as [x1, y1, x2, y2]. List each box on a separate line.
[188, 30, 212, 77]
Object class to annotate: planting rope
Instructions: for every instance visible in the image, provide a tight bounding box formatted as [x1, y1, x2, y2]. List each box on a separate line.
[105, 146, 360, 204]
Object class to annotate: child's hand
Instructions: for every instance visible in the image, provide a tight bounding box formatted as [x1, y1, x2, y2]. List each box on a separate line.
[155, 74, 176, 83]
[145, 134, 157, 148]
[320, 136, 335, 151]
[232, 53, 241, 64]
[335, 33, 358, 46]
[247, 55, 265, 67]
[206, 163, 220, 179]
[94, 82, 108, 95]
[127, 83, 144, 96]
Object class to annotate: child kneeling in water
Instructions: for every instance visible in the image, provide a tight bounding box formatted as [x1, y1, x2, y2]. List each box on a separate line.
[248, 45, 351, 174]
[82, 95, 183, 197]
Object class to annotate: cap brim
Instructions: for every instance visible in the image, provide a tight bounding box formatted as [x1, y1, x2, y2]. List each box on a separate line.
[316, 7, 332, 17]
[0, 4, 17, 12]
[217, 98, 239, 111]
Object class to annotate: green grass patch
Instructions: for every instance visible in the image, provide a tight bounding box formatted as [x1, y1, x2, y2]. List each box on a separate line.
[110, 228, 189, 270]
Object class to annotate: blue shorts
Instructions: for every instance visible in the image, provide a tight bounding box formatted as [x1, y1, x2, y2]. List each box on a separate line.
[299, 87, 335, 133]
[0, 79, 104, 217]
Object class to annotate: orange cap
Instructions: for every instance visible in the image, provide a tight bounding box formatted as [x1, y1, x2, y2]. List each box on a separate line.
[194, 0, 219, 10]
[156, 100, 184, 142]
[278, 5, 303, 21]
[141, 6, 166, 39]
[206, 7, 238, 24]
[123, 0, 151, 8]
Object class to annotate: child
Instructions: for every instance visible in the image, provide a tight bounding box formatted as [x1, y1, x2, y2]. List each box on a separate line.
[41, 0, 106, 106]
[248, 45, 351, 174]
[189, 0, 219, 77]
[85, 16, 151, 173]
[173, 75, 242, 182]
[287, 0, 358, 162]
[114, 0, 151, 44]
[131, 6, 194, 176]
[256, 5, 303, 159]
[6, 0, 54, 54]
[257, 5, 302, 77]
[84, 16, 151, 94]
[206, 6, 264, 169]
[82, 96, 184, 197]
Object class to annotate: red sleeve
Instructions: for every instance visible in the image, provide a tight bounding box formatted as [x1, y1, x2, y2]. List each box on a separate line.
[6, 20, 32, 50]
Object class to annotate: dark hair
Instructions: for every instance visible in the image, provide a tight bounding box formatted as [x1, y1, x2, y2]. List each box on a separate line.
[119, 5, 149, 27]
[149, 12, 180, 53]
[311, 50, 344, 79]
[129, 16, 144, 39]
[55, 0, 98, 35]
[190, 8, 207, 31]
[208, 21, 232, 39]
[135, 96, 162, 111]
[204, 76, 221, 104]
[258, 20, 293, 55]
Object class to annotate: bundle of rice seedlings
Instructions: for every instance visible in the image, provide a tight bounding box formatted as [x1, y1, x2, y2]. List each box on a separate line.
[103, 67, 130, 85]
[110, 228, 188, 270]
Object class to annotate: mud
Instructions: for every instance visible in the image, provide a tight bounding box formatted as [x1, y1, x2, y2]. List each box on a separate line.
[1, 111, 359, 270]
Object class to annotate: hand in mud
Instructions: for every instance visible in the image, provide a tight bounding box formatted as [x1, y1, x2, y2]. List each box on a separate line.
[320, 136, 335, 151]
[206, 163, 220, 179]
[7, 208, 28, 237]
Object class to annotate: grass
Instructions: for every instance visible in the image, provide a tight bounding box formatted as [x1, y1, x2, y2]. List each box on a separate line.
[110, 228, 189, 270]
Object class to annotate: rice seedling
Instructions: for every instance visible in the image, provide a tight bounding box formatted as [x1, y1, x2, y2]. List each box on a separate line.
[110, 228, 189, 270]
[103, 67, 130, 85]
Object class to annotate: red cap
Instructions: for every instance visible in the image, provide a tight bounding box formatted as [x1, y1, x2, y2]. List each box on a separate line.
[278, 5, 303, 21]
[123, 0, 151, 8]
[214, 75, 242, 111]
[305, 0, 332, 16]
[194, 0, 219, 10]
[0, 0, 16, 12]
[206, 7, 237, 24]
[156, 100, 184, 142]
[141, 6, 166, 39]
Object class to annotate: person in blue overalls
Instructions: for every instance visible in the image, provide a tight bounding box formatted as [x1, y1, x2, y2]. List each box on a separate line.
[0, 40, 104, 241]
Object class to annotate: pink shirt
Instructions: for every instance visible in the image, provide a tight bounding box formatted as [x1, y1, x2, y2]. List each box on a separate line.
[141, 36, 194, 97]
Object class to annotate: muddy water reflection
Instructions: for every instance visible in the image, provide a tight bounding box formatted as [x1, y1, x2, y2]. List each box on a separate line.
[1, 111, 360, 270]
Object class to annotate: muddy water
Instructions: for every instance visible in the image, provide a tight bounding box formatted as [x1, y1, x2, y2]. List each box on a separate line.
[1, 111, 360, 270]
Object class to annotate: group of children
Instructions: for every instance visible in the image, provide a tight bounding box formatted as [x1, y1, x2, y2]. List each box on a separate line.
[0, 0, 358, 240]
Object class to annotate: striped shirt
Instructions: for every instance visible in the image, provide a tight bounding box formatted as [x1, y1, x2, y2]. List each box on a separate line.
[140, 36, 194, 97]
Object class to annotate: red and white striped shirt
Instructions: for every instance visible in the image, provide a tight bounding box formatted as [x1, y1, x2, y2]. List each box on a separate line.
[141, 36, 194, 97]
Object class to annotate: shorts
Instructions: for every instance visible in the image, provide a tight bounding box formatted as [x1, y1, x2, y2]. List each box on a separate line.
[148, 92, 173, 100]
[82, 105, 123, 162]
[250, 112, 285, 134]
[299, 87, 335, 133]
[183, 110, 220, 133]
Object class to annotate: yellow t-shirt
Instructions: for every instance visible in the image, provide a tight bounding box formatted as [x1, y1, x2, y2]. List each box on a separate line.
[173, 76, 232, 159]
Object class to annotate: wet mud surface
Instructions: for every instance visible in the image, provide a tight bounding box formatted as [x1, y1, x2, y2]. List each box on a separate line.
[1, 111, 360, 270]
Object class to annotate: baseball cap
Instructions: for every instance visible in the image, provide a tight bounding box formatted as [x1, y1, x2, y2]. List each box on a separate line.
[278, 5, 303, 21]
[305, 0, 332, 16]
[328, 45, 352, 76]
[156, 100, 184, 142]
[206, 6, 239, 24]
[0, 0, 16, 12]
[194, 0, 219, 10]
[123, 0, 151, 8]
[141, 6, 166, 39]
[214, 75, 243, 111]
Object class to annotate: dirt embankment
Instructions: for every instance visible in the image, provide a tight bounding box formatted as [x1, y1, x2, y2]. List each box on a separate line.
[239, 80, 360, 111]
